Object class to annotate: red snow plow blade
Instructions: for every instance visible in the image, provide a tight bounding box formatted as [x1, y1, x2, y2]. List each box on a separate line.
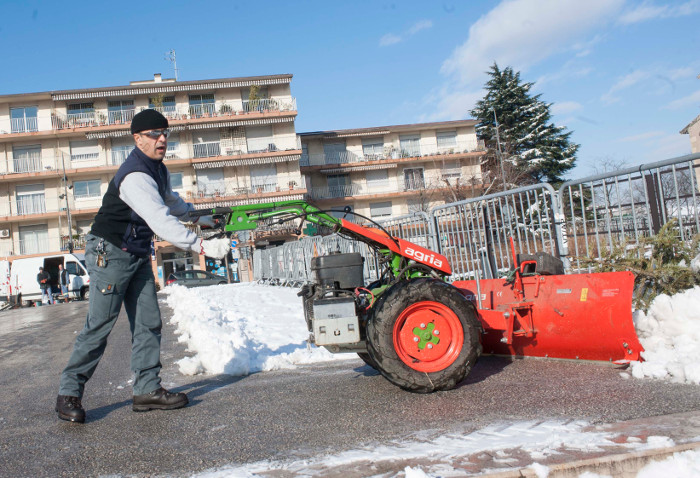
[453, 270, 644, 362]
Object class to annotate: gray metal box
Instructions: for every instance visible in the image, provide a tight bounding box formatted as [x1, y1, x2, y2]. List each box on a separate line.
[312, 297, 360, 346]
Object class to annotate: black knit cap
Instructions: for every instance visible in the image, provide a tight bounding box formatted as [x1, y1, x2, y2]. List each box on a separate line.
[130, 109, 168, 134]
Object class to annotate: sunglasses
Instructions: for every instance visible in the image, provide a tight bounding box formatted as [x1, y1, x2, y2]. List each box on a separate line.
[140, 129, 170, 139]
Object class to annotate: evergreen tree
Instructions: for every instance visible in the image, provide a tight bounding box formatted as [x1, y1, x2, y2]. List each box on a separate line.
[470, 63, 579, 185]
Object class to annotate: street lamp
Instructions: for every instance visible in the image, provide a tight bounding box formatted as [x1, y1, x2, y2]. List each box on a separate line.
[59, 154, 74, 253]
[491, 108, 507, 193]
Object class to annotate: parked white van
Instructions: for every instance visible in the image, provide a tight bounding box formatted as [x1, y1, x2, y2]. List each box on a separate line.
[10, 253, 90, 306]
[0, 260, 11, 306]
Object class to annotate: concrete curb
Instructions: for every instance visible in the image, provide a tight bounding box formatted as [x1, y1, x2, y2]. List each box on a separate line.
[481, 441, 700, 478]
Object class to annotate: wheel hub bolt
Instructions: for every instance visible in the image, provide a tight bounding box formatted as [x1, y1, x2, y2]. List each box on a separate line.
[427, 343, 433, 349]
[420, 323, 426, 329]
[413, 337, 419, 342]
[434, 330, 440, 335]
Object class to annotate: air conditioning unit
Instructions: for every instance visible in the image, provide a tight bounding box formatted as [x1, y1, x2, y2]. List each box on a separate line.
[0, 229, 10, 239]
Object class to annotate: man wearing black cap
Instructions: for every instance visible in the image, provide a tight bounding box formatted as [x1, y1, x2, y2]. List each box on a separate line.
[56, 109, 230, 423]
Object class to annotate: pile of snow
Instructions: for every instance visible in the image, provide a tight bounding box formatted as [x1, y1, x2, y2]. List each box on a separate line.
[164, 283, 352, 376]
[165, 282, 700, 386]
[629, 286, 700, 384]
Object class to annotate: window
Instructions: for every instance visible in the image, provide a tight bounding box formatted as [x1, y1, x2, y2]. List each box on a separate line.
[107, 100, 134, 124]
[149, 96, 176, 113]
[76, 219, 93, 235]
[366, 169, 389, 191]
[399, 134, 421, 157]
[12, 145, 42, 173]
[111, 137, 133, 166]
[246, 125, 274, 153]
[10, 106, 38, 133]
[329, 205, 353, 219]
[437, 130, 457, 152]
[66, 261, 85, 276]
[16, 183, 46, 215]
[189, 93, 215, 117]
[250, 164, 277, 192]
[404, 168, 425, 190]
[323, 142, 347, 164]
[169, 172, 183, 190]
[192, 130, 220, 158]
[70, 140, 99, 161]
[19, 224, 48, 255]
[196, 168, 225, 197]
[166, 133, 180, 157]
[241, 87, 269, 112]
[441, 160, 461, 179]
[370, 201, 392, 218]
[327, 174, 350, 197]
[73, 180, 101, 199]
[67, 103, 95, 125]
[362, 138, 384, 160]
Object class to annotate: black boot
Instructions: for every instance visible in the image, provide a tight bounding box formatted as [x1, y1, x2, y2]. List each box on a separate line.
[56, 395, 85, 423]
[132, 387, 188, 412]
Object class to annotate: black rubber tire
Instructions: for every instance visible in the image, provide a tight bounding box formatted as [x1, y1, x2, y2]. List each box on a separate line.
[357, 352, 379, 370]
[80, 287, 89, 301]
[366, 278, 482, 393]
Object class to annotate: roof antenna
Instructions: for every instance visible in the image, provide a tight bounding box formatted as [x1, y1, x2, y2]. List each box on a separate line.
[165, 49, 179, 81]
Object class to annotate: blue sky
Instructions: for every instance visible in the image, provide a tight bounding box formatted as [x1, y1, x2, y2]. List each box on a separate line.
[1, 0, 698, 179]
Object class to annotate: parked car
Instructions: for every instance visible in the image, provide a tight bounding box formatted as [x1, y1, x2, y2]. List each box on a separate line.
[165, 270, 228, 288]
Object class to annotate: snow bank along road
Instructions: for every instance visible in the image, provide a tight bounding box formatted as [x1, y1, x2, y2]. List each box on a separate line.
[0, 286, 698, 477]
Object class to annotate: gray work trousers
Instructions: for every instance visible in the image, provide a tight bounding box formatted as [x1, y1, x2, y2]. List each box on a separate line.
[59, 234, 162, 398]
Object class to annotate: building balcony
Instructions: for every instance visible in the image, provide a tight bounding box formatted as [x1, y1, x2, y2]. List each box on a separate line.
[11, 116, 39, 133]
[300, 139, 485, 168]
[41, 98, 298, 133]
[307, 184, 362, 199]
[192, 178, 305, 200]
[60, 234, 87, 252]
[306, 175, 484, 201]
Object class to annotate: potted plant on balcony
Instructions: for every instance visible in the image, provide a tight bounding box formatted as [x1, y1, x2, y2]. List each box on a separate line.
[288, 180, 297, 190]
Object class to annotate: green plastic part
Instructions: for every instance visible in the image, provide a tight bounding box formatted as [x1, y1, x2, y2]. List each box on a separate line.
[412, 322, 440, 350]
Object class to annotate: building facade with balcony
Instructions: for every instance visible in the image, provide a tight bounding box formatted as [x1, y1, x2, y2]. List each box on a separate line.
[0, 73, 303, 285]
[299, 120, 486, 221]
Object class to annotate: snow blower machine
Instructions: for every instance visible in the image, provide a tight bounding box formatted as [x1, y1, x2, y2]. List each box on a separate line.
[194, 200, 643, 393]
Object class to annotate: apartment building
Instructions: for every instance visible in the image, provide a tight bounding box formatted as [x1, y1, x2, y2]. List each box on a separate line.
[299, 120, 486, 221]
[0, 73, 303, 284]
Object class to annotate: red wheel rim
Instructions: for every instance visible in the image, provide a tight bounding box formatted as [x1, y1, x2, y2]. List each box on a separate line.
[392, 301, 464, 372]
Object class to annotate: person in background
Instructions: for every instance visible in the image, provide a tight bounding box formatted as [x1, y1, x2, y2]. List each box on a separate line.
[56, 109, 230, 424]
[37, 266, 54, 305]
[58, 264, 70, 300]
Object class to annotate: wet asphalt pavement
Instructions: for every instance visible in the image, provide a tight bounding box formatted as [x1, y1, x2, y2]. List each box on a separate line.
[0, 295, 699, 477]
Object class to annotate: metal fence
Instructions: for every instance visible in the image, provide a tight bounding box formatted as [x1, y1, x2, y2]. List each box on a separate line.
[559, 153, 700, 271]
[253, 153, 700, 283]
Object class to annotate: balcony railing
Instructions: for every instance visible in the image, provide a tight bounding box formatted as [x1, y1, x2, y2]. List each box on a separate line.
[23, 98, 298, 133]
[67, 112, 96, 126]
[189, 103, 217, 118]
[307, 184, 361, 199]
[108, 109, 135, 125]
[11, 117, 38, 133]
[300, 139, 486, 167]
[61, 234, 87, 251]
[12, 156, 44, 174]
[193, 141, 221, 158]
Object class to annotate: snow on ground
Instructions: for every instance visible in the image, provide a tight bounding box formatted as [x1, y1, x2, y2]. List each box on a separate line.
[165, 283, 353, 376]
[627, 286, 700, 385]
[190, 419, 694, 477]
[163, 282, 700, 476]
[165, 282, 700, 385]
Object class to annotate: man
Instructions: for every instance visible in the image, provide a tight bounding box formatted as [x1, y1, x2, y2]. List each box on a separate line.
[37, 266, 54, 305]
[56, 109, 230, 423]
[58, 264, 70, 299]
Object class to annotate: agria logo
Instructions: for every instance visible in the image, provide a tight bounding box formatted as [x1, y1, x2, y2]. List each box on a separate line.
[403, 247, 443, 268]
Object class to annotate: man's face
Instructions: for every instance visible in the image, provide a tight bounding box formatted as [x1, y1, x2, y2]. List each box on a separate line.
[134, 130, 168, 160]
